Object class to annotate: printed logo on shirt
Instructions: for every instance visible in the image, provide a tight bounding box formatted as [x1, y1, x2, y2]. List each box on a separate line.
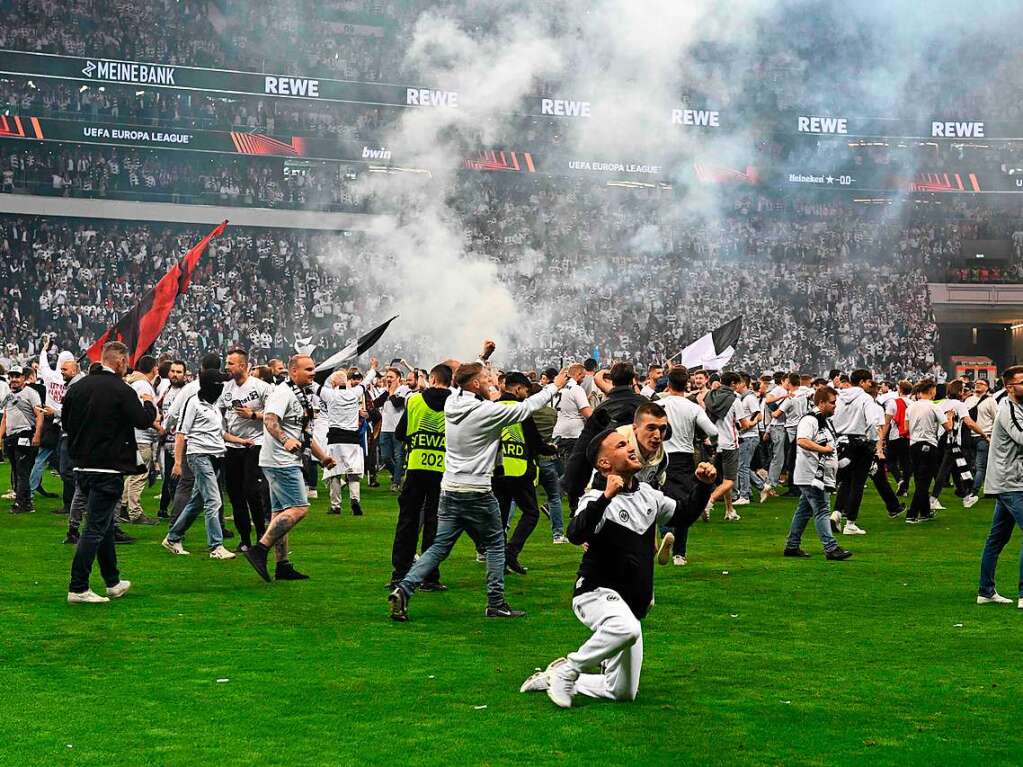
[606, 593, 619, 602]
[618, 510, 630, 522]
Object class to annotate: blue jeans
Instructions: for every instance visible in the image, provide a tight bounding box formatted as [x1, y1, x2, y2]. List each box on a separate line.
[378, 432, 405, 486]
[972, 439, 989, 496]
[978, 491, 1023, 598]
[786, 485, 839, 553]
[168, 454, 224, 549]
[768, 425, 787, 487]
[738, 436, 764, 499]
[537, 459, 564, 537]
[30, 445, 56, 492]
[399, 490, 506, 607]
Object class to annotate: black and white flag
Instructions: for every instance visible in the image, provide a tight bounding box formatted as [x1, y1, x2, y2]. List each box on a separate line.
[677, 316, 742, 371]
[314, 315, 398, 374]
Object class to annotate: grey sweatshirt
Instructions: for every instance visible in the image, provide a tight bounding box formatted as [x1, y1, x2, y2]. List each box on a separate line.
[984, 397, 1023, 495]
[442, 384, 557, 491]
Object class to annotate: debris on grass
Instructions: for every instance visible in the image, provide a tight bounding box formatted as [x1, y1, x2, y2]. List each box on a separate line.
[216, 678, 230, 683]
[473, 705, 487, 710]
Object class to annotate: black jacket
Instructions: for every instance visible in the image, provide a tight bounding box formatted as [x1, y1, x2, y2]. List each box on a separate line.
[63, 369, 158, 473]
[563, 385, 649, 497]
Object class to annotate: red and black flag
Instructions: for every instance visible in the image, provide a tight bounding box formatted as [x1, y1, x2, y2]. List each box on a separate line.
[84, 220, 228, 365]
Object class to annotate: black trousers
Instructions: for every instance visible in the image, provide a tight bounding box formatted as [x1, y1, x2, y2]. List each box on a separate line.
[662, 453, 703, 556]
[58, 435, 76, 513]
[4, 434, 37, 511]
[224, 445, 268, 547]
[784, 431, 798, 492]
[68, 472, 123, 593]
[835, 439, 872, 522]
[159, 447, 178, 513]
[931, 436, 969, 500]
[886, 438, 912, 486]
[909, 442, 939, 520]
[494, 474, 541, 560]
[868, 442, 901, 513]
[390, 470, 441, 583]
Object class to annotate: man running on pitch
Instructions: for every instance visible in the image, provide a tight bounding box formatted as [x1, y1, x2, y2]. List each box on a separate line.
[520, 428, 716, 707]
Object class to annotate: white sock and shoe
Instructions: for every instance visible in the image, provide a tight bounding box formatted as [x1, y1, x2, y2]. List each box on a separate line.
[842, 522, 866, 535]
[520, 657, 567, 693]
[67, 589, 109, 604]
[547, 663, 579, 708]
[977, 593, 1013, 605]
[209, 545, 236, 559]
[162, 537, 190, 555]
[929, 497, 946, 511]
[657, 532, 675, 565]
[106, 580, 132, 599]
[963, 494, 980, 509]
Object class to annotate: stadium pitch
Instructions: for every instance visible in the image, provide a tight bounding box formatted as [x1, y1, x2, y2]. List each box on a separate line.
[2, 469, 1020, 766]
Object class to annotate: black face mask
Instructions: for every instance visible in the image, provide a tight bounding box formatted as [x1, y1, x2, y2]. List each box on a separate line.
[199, 370, 226, 404]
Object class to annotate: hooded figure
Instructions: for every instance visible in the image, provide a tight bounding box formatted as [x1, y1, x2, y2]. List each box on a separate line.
[199, 369, 228, 405]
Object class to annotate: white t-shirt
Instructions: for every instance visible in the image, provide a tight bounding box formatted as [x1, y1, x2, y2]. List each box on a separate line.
[738, 391, 760, 439]
[793, 412, 838, 487]
[259, 383, 310, 468]
[779, 389, 811, 433]
[767, 385, 787, 428]
[714, 397, 743, 451]
[939, 399, 969, 431]
[380, 385, 410, 433]
[219, 376, 273, 448]
[908, 400, 947, 446]
[179, 396, 226, 456]
[131, 378, 158, 445]
[553, 380, 590, 440]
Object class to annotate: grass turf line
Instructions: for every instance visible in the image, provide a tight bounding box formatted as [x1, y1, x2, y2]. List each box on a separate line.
[1, 467, 1020, 766]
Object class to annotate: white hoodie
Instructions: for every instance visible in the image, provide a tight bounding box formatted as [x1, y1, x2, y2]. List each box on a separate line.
[442, 385, 557, 491]
[832, 385, 871, 438]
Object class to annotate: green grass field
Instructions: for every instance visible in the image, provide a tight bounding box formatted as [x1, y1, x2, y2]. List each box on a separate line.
[2, 466, 1022, 767]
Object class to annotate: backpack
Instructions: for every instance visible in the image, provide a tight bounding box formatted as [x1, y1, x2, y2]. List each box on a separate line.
[893, 397, 909, 439]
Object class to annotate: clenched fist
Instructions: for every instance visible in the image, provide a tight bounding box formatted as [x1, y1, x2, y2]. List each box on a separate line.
[604, 473, 625, 499]
[695, 462, 717, 485]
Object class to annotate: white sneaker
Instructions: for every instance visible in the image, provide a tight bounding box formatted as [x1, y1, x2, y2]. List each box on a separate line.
[307, 489, 319, 499]
[106, 580, 132, 599]
[842, 522, 867, 535]
[977, 592, 1013, 605]
[724, 511, 741, 521]
[930, 497, 946, 511]
[673, 555, 687, 566]
[67, 589, 109, 604]
[963, 494, 980, 509]
[552, 535, 569, 545]
[733, 497, 750, 506]
[2, 490, 15, 500]
[546, 664, 578, 708]
[161, 537, 190, 556]
[657, 532, 675, 565]
[830, 511, 842, 532]
[209, 545, 236, 560]
[759, 487, 776, 504]
[520, 657, 566, 693]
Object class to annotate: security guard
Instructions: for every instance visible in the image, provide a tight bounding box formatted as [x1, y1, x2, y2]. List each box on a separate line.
[389, 364, 453, 590]
[494, 372, 556, 575]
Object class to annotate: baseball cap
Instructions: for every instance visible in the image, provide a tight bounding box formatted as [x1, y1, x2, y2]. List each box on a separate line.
[504, 371, 531, 389]
[8, 365, 25, 376]
[585, 427, 618, 468]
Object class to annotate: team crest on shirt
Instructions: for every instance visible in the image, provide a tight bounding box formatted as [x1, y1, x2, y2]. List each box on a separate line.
[606, 594, 619, 602]
[618, 510, 629, 522]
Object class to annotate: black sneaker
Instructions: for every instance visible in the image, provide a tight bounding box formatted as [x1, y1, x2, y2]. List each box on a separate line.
[419, 581, 448, 592]
[113, 526, 136, 544]
[222, 528, 235, 539]
[63, 529, 80, 545]
[368, 477, 380, 488]
[485, 603, 526, 618]
[783, 547, 811, 558]
[506, 556, 528, 576]
[327, 506, 342, 515]
[919, 513, 936, 523]
[127, 515, 159, 526]
[351, 500, 363, 516]
[389, 588, 409, 621]
[888, 503, 906, 519]
[157, 509, 169, 520]
[9, 504, 25, 514]
[275, 562, 310, 581]
[826, 547, 853, 561]
[36, 487, 58, 499]
[243, 544, 272, 582]
[386, 580, 399, 590]
[896, 483, 909, 497]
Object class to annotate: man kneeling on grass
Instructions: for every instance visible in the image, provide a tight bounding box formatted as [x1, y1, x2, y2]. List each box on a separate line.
[520, 427, 716, 708]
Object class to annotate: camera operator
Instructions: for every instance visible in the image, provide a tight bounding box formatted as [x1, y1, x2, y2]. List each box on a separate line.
[783, 386, 852, 560]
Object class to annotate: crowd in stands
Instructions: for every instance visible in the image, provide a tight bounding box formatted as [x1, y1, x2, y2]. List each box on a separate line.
[1, 145, 367, 212]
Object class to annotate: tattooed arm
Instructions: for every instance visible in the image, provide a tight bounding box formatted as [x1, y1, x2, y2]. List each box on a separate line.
[264, 412, 300, 453]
